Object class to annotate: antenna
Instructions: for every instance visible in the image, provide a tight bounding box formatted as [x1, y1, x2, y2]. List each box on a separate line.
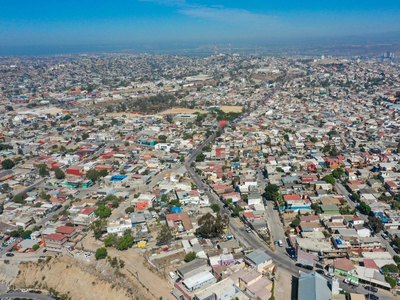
[214, 42, 217, 59]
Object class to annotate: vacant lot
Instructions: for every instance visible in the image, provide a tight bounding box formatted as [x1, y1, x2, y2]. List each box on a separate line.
[274, 268, 293, 300]
[220, 105, 243, 113]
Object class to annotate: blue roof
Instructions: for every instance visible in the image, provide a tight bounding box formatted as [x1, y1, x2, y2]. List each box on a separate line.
[171, 206, 181, 213]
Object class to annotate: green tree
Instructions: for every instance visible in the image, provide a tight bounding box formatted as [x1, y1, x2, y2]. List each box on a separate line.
[351, 192, 360, 202]
[382, 264, 398, 274]
[116, 232, 134, 250]
[368, 216, 384, 233]
[322, 145, 331, 153]
[95, 247, 108, 260]
[265, 184, 279, 201]
[99, 169, 108, 177]
[393, 255, 400, 264]
[13, 194, 24, 204]
[210, 204, 220, 213]
[158, 135, 167, 142]
[291, 218, 300, 227]
[104, 234, 117, 247]
[54, 168, 65, 179]
[156, 225, 173, 245]
[82, 133, 89, 140]
[322, 175, 335, 185]
[89, 219, 107, 240]
[184, 252, 197, 263]
[37, 164, 49, 177]
[196, 154, 205, 162]
[332, 168, 344, 178]
[1, 159, 14, 170]
[32, 244, 39, 251]
[394, 237, 400, 248]
[385, 276, 397, 288]
[359, 201, 371, 215]
[21, 230, 32, 239]
[94, 205, 112, 218]
[125, 207, 135, 214]
[86, 170, 100, 182]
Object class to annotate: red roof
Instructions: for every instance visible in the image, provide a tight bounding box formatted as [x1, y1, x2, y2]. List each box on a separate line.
[363, 259, 380, 271]
[45, 233, 66, 241]
[56, 226, 75, 234]
[299, 215, 320, 222]
[284, 195, 302, 201]
[79, 207, 95, 215]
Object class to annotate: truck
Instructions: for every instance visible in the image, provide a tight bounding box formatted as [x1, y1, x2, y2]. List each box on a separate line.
[137, 241, 148, 248]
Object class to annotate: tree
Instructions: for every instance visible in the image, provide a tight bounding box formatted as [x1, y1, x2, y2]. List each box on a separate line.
[210, 204, 220, 213]
[291, 218, 300, 227]
[322, 145, 331, 153]
[368, 216, 384, 233]
[33, 244, 39, 251]
[385, 276, 397, 288]
[54, 168, 65, 179]
[82, 133, 89, 140]
[196, 213, 229, 238]
[94, 205, 112, 218]
[265, 184, 279, 201]
[125, 207, 135, 214]
[311, 203, 322, 214]
[322, 175, 335, 185]
[13, 194, 24, 204]
[184, 252, 197, 263]
[95, 247, 108, 260]
[351, 192, 360, 202]
[104, 234, 117, 247]
[99, 169, 108, 177]
[1, 159, 14, 170]
[10, 230, 20, 237]
[157, 225, 173, 245]
[21, 230, 32, 239]
[359, 201, 371, 216]
[158, 135, 167, 142]
[89, 219, 107, 240]
[196, 154, 205, 162]
[332, 168, 344, 178]
[309, 137, 318, 143]
[382, 264, 398, 274]
[116, 232, 134, 250]
[86, 170, 100, 182]
[394, 237, 400, 248]
[37, 164, 49, 177]
[393, 255, 400, 264]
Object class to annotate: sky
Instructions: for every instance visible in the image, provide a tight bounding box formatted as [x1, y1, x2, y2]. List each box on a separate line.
[1, 0, 400, 51]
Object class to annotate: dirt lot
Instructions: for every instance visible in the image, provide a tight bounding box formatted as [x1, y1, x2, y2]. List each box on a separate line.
[157, 108, 205, 115]
[81, 234, 173, 299]
[274, 268, 293, 300]
[220, 105, 243, 113]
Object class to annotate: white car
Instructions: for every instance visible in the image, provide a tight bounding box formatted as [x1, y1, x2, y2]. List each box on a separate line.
[324, 273, 335, 278]
[21, 289, 28, 293]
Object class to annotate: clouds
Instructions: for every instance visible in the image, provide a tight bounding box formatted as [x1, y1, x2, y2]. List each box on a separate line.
[141, 0, 275, 26]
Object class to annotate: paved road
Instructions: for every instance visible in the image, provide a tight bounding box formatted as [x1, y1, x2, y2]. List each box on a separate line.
[0, 292, 53, 300]
[335, 182, 396, 257]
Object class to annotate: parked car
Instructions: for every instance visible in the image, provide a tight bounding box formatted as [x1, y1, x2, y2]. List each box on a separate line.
[324, 272, 335, 278]
[343, 278, 359, 287]
[365, 286, 378, 293]
[365, 294, 379, 300]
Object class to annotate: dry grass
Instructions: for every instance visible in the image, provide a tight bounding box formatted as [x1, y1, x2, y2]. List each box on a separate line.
[220, 105, 243, 113]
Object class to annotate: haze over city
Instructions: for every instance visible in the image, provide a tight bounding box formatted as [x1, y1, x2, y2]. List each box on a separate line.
[1, 0, 400, 55]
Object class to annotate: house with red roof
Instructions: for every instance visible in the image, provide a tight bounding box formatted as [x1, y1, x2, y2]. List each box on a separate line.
[44, 233, 68, 253]
[56, 226, 78, 239]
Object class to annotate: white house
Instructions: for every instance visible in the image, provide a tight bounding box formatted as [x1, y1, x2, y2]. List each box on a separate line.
[107, 218, 132, 236]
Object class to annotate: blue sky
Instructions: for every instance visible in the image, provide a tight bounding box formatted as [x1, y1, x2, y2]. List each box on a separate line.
[1, 0, 400, 46]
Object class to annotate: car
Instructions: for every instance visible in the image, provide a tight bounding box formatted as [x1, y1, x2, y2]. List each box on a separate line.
[22, 289, 28, 292]
[316, 269, 324, 275]
[278, 240, 283, 247]
[343, 278, 359, 287]
[274, 241, 278, 245]
[35, 291, 42, 294]
[381, 233, 388, 240]
[365, 294, 379, 300]
[324, 272, 335, 278]
[365, 286, 378, 293]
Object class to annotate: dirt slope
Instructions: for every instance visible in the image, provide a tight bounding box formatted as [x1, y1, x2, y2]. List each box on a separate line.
[14, 256, 154, 300]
